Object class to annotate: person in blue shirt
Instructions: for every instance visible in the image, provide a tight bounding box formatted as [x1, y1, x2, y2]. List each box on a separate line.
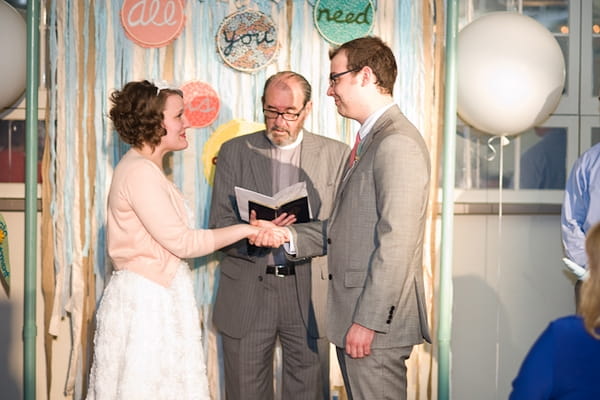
[509, 222, 600, 399]
[561, 141, 600, 301]
[519, 127, 566, 190]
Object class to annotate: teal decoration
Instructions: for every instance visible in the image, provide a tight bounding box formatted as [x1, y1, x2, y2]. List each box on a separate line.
[313, 0, 374, 45]
[0, 213, 10, 296]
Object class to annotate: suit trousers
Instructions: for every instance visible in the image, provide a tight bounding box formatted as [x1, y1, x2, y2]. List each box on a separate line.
[336, 345, 413, 400]
[220, 273, 324, 400]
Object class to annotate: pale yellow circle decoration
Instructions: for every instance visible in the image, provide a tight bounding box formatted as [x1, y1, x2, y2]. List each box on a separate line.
[202, 119, 265, 185]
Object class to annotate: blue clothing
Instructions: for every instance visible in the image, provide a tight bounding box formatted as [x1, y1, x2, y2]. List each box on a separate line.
[519, 128, 566, 189]
[561, 142, 600, 268]
[509, 315, 600, 400]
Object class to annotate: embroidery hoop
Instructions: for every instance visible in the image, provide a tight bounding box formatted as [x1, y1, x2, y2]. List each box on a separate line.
[120, 0, 186, 48]
[215, 9, 279, 73]
[313, 0, 375, 45]
[180, 81, 221, 128]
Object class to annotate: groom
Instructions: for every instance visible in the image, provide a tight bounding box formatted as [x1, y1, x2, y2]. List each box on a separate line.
[257, 36, 432, 400]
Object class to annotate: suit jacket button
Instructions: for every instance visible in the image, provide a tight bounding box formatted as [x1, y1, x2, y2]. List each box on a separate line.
[386, 319, 392, 324]
[328, 274, 333, 280]
[391, 306, 396, 311]
[258, 276, 263, 282]
[327, 238, 332, 244]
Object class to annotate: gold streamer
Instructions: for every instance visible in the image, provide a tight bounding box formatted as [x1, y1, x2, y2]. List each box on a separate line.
[41, 125, 56, 397]
[405, 1, 446, 399]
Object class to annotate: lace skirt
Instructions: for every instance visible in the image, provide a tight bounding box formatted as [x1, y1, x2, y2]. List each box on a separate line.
[86, 263, 210, 400]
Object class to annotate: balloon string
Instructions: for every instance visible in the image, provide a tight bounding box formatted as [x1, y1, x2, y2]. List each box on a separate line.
[494, 135, 505, 398]
[498, 137, 503, 232]
[486, 135, 510, 161]
[487, 136, 498, 161]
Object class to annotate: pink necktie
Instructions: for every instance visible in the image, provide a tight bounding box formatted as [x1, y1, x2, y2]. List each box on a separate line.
[348, 133, 361, 167]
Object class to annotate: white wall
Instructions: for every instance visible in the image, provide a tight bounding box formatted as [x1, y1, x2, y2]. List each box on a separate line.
[0, 210, 45, 399]
[451, 213, 575, 399]
[0, 209, 72, 400]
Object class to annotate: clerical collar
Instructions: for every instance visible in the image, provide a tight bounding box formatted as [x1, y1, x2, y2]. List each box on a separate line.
[271, 129, 304, 150]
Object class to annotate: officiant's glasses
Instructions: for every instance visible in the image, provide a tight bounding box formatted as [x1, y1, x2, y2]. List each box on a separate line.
[263, 106, 306, 121]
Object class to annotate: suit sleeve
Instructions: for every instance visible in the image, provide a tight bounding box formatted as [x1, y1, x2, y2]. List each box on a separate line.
[209, 141, 259, 261]
[287, 139, 349, 261]
[353, 133, 429, 332]
[287, 220, 329, 260]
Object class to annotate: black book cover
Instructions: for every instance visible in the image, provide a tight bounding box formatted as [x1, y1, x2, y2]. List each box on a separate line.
[248, 196, 310, 223]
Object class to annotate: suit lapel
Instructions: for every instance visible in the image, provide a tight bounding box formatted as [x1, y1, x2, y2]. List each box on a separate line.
[330, 106, 400, 225]
[354, 104, 400, 169]
[246, 131, 274, 195]
[298, 132, 323, 214]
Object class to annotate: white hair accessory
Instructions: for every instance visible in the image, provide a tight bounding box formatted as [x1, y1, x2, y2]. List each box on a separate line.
[153, 80, 172, 95]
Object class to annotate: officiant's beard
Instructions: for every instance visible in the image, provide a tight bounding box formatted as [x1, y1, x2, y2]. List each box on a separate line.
[266, 124, 301, 147]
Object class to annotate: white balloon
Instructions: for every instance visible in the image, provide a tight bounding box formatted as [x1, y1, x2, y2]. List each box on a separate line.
[0, 1, 27, 111]
[457, 12, 565, 136]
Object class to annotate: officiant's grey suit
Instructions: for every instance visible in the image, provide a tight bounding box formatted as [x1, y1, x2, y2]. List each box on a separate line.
[209, 130, 349, 400]
[290, 105, 431, 398]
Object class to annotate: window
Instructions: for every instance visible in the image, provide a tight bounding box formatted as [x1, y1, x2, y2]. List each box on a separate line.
[0, 118, 45, 184]
[454, 1, 595, 205]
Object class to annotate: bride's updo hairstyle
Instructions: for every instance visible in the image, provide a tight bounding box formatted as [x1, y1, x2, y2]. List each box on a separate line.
[109, 80, 183, 151]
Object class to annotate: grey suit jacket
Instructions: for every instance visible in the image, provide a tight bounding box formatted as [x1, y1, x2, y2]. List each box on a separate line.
[209, 130, 349, 339]
[291, 105, 432, 348]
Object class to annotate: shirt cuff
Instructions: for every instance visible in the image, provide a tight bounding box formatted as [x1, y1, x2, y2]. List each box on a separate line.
[284, 227, 296, 254]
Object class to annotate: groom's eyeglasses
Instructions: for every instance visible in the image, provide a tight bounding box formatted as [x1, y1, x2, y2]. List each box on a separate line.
[329, 67, 360, 87]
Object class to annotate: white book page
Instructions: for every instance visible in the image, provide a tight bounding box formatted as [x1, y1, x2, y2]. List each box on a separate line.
[234, 181, 309, 222]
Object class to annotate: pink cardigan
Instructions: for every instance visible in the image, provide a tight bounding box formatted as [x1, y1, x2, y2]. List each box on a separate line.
[107, 149, 216, 287]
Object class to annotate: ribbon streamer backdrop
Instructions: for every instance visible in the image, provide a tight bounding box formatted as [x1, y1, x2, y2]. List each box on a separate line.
[43, 0, 442, 398]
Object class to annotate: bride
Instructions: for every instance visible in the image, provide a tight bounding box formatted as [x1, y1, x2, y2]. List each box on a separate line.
[86, 80, 286, 399]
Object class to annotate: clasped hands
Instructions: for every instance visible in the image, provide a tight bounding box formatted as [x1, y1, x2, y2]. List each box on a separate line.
[248, 210, 296, 247]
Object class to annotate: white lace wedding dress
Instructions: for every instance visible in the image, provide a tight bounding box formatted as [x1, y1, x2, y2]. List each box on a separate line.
[86, 262, 211, 400]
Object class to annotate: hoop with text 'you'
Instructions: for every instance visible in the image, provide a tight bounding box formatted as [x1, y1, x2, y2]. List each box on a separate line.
[216, 10, 278, 73]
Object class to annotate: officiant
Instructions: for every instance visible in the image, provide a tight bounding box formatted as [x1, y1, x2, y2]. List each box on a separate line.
[209, 71, 349, 400]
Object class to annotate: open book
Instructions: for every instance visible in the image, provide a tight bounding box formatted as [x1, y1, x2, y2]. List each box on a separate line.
[234, 181, 312, 223]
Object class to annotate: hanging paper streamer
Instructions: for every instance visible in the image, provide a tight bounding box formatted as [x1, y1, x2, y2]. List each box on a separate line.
[45, 1, 430, 398]
[0, 214, 10, 296]
[202, 119, 265, 185]
[216, 10, 278, 72]
[313, 0, 375, 45]
[181, 81, 221, 128]
[120, 0, 186, 48]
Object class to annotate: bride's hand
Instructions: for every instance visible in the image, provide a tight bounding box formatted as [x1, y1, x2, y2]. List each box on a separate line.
[248, 226, 290, 247]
